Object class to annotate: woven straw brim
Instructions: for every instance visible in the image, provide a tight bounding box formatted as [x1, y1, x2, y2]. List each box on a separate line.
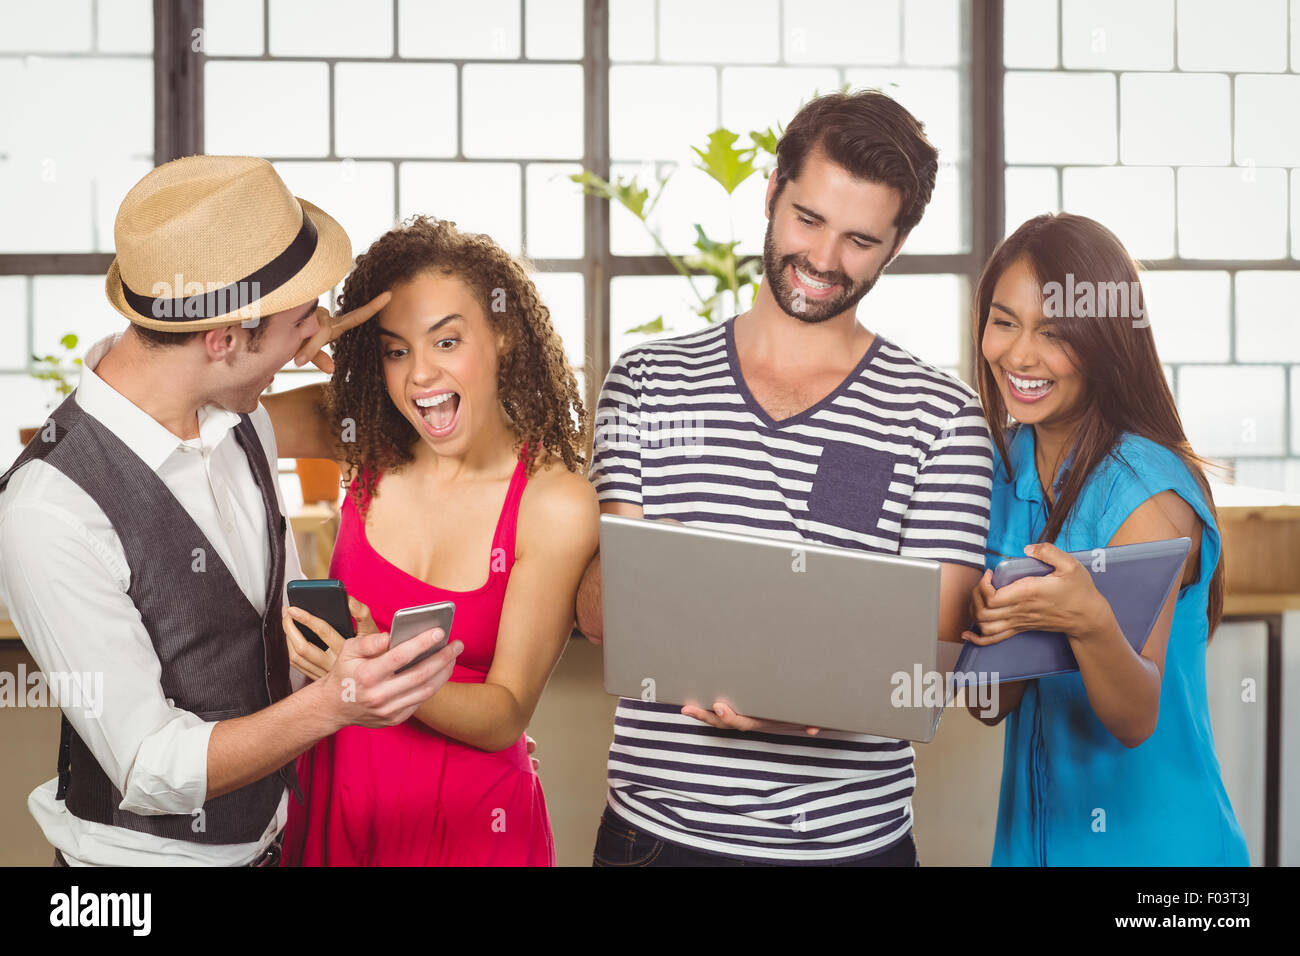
[104, 198, 352, 332]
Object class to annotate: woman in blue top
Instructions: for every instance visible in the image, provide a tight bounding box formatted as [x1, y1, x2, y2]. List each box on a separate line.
[961, 213, 1249, 866]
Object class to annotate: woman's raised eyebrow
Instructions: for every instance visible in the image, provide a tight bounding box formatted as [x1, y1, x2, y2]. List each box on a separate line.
[376, 313, 462, 339]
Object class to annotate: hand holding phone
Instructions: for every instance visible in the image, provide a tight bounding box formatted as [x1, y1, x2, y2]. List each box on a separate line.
[389, 601, 455, 674]
[286, 579, 355, 651]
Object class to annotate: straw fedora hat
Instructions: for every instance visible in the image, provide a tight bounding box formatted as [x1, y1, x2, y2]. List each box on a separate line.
[105, 155, 352, 331]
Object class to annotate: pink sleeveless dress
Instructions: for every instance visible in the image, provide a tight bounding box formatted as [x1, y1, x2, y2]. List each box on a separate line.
[283, 453, 556, 866]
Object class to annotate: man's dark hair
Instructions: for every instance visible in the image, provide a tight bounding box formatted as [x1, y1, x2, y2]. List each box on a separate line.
[772, 89, 939, 240]
[133, 316, 271, 349]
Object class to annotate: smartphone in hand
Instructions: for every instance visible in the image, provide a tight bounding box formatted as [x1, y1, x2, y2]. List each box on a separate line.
[286, 579, 356, 651]
[390, 601, 454, 673]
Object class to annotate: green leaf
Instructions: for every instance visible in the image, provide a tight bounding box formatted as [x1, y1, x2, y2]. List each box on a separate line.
[60, 333, 78, 350]
[749, 127, 779, 158]
[684, 224, 742, 282]
[571, 169, 652, 220]
[690, 129, 757, 195]
[625, 316, 666, 336]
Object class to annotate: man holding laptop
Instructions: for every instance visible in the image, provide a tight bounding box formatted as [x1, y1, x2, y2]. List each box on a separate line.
[576, 91, 994, 866]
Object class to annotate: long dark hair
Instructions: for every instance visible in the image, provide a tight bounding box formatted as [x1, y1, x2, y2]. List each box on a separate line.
[973, 213, 1225, 634]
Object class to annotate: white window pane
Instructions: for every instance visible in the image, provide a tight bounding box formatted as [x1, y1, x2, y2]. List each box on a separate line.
[859, 273, 965, 368]
[1004, 72, 1116, 165]
[1294, 170, 1300, 261]
[399, 0, 520, 58]
[463, 65, 583, 159]
[1005, 167, 1059, 233]
[609, 276, 716, 363]
[32, 276, 123, 359]
[1, 377, 57, 469]
[0, 0, 92, 51]
[660, 0, 779, 63]
[1062, 166, 1175, 259]
[898, 162, 963, 254]
[608, 160, 737, 256]
[0, 57, 152, 253]
[1062, 0, 1174, 70]
[335, 64, 457, 158]
[1177, 0, 1287, 71]
[1295, 0, 1300, 71]
[526, 0, 583, 59]
[1232, 458, 1300, 493]
[844, 68, 960, 158]
[609, 0, 655, 60]
[904, 0, 961, 66]
[1121, 73, 1228, 166]
[273, 161, 397, 259]
[719, 67, 840, 142]
[1236, 76, 1300, 168]
[1236, 273, 1300, 362]
[1293, 365, 1300, 453]
[1178, 168, 1288, 260]
[531, 272, 586, 369]
[269, 0, 393, 57]
[0, 278, 28, 371]
[1141, 271, 1230, 363]
[784, 0, 901, 65]
[1003, 0, 1057, 68]
[1179, 365, 1286, 456]
[399, 162, 522, 255]
[525, 164, 584, 259]
[95, 159, 156, 254]
[607, 162, 661, 256]
[97, 0, 154, 53]
[610, 66, 717, 160]
[201, 0, 265, 56]
[205, 61, 330, 157]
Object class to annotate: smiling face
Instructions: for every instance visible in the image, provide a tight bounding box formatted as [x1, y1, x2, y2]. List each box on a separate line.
[761, 145, 904, 324]
[376, 271, 505, 457]
[980, 256, 1086, 427]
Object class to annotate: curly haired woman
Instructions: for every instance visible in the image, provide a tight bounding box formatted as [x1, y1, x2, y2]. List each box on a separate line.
[264, 216, 598, 865]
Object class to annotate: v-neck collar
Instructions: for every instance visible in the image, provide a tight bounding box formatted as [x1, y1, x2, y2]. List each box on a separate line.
[725, 316, 885, 429]
[1009, 423, 1076, 504]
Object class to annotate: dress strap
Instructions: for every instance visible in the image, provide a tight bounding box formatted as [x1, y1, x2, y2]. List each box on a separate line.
[490, 444, 530, 568]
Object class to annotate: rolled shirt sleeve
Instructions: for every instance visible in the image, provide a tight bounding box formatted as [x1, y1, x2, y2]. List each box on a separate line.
[0, 497, 216, 816]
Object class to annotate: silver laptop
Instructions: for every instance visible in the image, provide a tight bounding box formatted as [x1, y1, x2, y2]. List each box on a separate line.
[600, 515, 956, 742]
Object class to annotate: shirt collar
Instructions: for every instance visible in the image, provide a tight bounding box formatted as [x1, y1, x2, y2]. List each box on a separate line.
[75, 333, 244, 473]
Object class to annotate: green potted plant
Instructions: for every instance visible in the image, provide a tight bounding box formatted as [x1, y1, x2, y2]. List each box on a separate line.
[21, 333, 82, 446]
[572, 125, 780, 338]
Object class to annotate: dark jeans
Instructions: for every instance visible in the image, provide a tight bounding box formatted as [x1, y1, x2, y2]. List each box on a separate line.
[592, 806, 919, 867]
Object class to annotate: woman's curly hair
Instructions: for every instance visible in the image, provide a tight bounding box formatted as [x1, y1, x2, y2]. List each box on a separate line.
[326, 215, 588, 517]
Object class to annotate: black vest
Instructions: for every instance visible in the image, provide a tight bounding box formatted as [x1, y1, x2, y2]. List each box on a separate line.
[0, 392, 303, 844]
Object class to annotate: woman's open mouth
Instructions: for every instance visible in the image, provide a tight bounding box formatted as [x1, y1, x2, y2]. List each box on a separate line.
[1004, 370, 1055, 404]
[414, 389, 461, 438]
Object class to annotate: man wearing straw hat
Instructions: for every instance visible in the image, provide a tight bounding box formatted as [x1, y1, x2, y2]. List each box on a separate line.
[0, 155, 460, 866]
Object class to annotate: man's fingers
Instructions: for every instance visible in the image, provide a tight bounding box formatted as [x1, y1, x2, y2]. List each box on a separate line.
[337, 290, 392, 331]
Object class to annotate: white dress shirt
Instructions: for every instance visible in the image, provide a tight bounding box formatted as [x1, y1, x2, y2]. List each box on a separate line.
[0, 333, 305, 865]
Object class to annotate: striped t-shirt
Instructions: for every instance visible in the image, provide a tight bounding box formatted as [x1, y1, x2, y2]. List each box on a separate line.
[589, 317, 994, 862]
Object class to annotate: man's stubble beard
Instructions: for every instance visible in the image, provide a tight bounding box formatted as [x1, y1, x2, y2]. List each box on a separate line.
[761, 218, 885, 324]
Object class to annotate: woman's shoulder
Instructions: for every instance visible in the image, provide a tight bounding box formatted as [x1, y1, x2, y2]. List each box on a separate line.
[1085, 432, 1214, 534]
[518, 454, 599, 541]
[1096, 433, 1199, 497]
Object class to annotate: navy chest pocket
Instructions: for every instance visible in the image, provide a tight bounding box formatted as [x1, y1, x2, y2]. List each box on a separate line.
[806, 442, 901, 536]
